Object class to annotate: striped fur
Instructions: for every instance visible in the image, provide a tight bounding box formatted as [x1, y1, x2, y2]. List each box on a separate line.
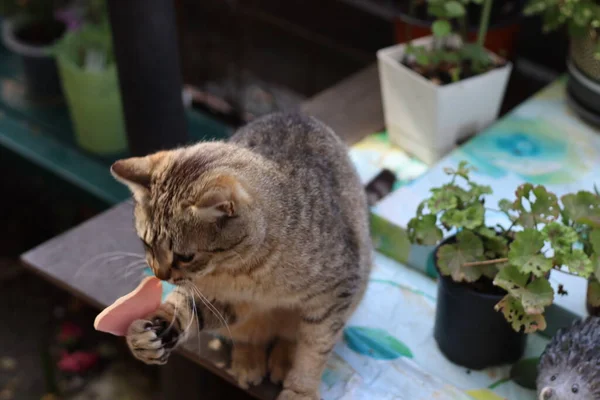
[112, 113, 372, 399]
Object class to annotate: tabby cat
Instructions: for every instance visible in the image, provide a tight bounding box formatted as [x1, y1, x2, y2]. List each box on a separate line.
[111, 113, 371, 400]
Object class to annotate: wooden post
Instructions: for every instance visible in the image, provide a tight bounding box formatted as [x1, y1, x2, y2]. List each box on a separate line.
[107, 0, 188, 156]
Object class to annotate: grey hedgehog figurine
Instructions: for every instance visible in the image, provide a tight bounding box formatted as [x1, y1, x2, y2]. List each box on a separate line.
[537, 316, 600, 400]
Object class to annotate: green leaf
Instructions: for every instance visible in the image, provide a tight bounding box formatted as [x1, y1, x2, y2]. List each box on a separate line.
[445, 1, 466, 17]
[563, 249, 594, 277]
[407, 214, 443, 246]
[494, 265, 554, 315]
[432, 20, 452, 38]
[468, 182, 493, 199]
[513, 184, 560, 227]
[542, 222, 578, 255]
[427, 188, 458, 213]
[508, 230, 553, 277]
[561, 191, 600, 226]
[440, 203, 485, 230]
[436, 230, 484, 282]
[495, 295, 547, 333]
[588, 277, 600, 307]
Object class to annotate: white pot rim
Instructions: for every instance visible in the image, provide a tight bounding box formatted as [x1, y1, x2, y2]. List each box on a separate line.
[377, 36, 512, 90]
[2, 17, 64, 58]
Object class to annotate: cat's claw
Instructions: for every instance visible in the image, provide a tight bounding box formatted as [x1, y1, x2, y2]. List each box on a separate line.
[126, 317, 178, 365]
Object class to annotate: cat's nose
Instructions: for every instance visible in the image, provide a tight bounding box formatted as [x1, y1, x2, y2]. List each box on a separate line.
[540, 387, 554, 400]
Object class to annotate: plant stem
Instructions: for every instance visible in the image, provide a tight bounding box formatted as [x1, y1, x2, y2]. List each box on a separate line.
[462, 257, 508, 267]
[477, 0, 493, 48]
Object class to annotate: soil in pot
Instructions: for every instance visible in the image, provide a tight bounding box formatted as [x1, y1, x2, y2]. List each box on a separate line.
[402, 51, 507, 85]
[434, 240, 526, 370]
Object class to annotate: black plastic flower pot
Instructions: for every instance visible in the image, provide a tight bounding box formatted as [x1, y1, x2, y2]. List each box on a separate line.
[2, 17, 66, 99]
[433, 240, 527, 370]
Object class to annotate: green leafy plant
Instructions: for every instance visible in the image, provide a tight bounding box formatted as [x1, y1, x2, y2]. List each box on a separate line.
[408, 161, 599, 333]
[524, 0, 600, 57]
[404, 0, 497, 83]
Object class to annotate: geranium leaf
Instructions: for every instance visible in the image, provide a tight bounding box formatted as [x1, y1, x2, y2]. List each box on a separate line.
[494, 265, 554, 315]
[440, 203, 484, 230]
[542, 222, 578, 255]
[436, 231, 484, 282]
[427, 188, 458, 213]
[495, 295, 547, 333]
[407, 214, 443, 246]
[563, 249, 594, 277]
[561, 191, 600, 225]
[508, 230, 553, 277]
[513, 184, 560, 227]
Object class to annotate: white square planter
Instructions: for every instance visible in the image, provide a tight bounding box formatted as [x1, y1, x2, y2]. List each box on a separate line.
[377, 36, 512, 164]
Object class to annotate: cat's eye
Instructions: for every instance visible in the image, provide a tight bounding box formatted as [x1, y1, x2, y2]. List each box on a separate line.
[550, 375, 557, 381]
[572, 384, 579, 394]
[174, 253, 194, 263]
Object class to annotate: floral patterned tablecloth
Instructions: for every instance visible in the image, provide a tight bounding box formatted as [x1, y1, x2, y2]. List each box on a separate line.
[320, 253, 546, 400]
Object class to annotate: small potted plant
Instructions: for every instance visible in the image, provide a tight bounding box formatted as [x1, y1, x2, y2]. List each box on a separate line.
[407, 161, 598, 369]
[53, 0, 127, 155]
[1, 0, 68, 98]
[377, 0, 512, 164]
[524, 0, 600, 124]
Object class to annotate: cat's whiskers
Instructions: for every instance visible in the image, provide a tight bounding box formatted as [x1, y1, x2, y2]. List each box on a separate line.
[186, 282, 233, 345]
[74, 251, 144, 281]
[121, 260, 148, 280]
[183, 287, 200, 349]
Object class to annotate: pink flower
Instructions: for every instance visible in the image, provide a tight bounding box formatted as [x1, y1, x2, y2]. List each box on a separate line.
[57, 351, 99, 374]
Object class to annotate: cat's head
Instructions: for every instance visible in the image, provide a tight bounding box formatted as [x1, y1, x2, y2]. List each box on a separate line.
[111, 143, 265, 283]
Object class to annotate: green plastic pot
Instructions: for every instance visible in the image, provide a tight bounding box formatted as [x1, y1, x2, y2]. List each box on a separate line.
[55, 26, 127, 155]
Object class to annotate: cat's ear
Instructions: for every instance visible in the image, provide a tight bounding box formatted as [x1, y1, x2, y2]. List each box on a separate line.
[111, 152, 167, 203]
[185, 176, 250, 221]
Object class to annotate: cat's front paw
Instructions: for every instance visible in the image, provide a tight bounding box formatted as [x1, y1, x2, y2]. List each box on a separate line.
[276, 389, 320, 400]
[126, 316, 180, 365]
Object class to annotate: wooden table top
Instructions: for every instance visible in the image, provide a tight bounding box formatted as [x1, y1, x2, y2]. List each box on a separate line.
[20, 63, 384, 400]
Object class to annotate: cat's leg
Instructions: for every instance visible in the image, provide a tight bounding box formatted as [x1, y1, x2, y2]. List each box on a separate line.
[278, 303, 353, 400]
[224, 309, 277, 389]
[268, 338, 296, 384]
[126, 287, 237, 365]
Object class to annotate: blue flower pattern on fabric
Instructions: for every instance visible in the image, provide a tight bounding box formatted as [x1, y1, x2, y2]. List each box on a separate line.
[455, 117, 591, 184]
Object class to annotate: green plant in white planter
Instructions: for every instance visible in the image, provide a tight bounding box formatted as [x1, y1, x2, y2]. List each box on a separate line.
[377, 0, 512, 165]
[407, 161, 598, 369]
[524, 0, 600, 123]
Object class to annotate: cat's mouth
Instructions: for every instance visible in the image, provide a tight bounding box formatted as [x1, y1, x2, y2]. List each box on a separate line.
[172, 277, 190, 286]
